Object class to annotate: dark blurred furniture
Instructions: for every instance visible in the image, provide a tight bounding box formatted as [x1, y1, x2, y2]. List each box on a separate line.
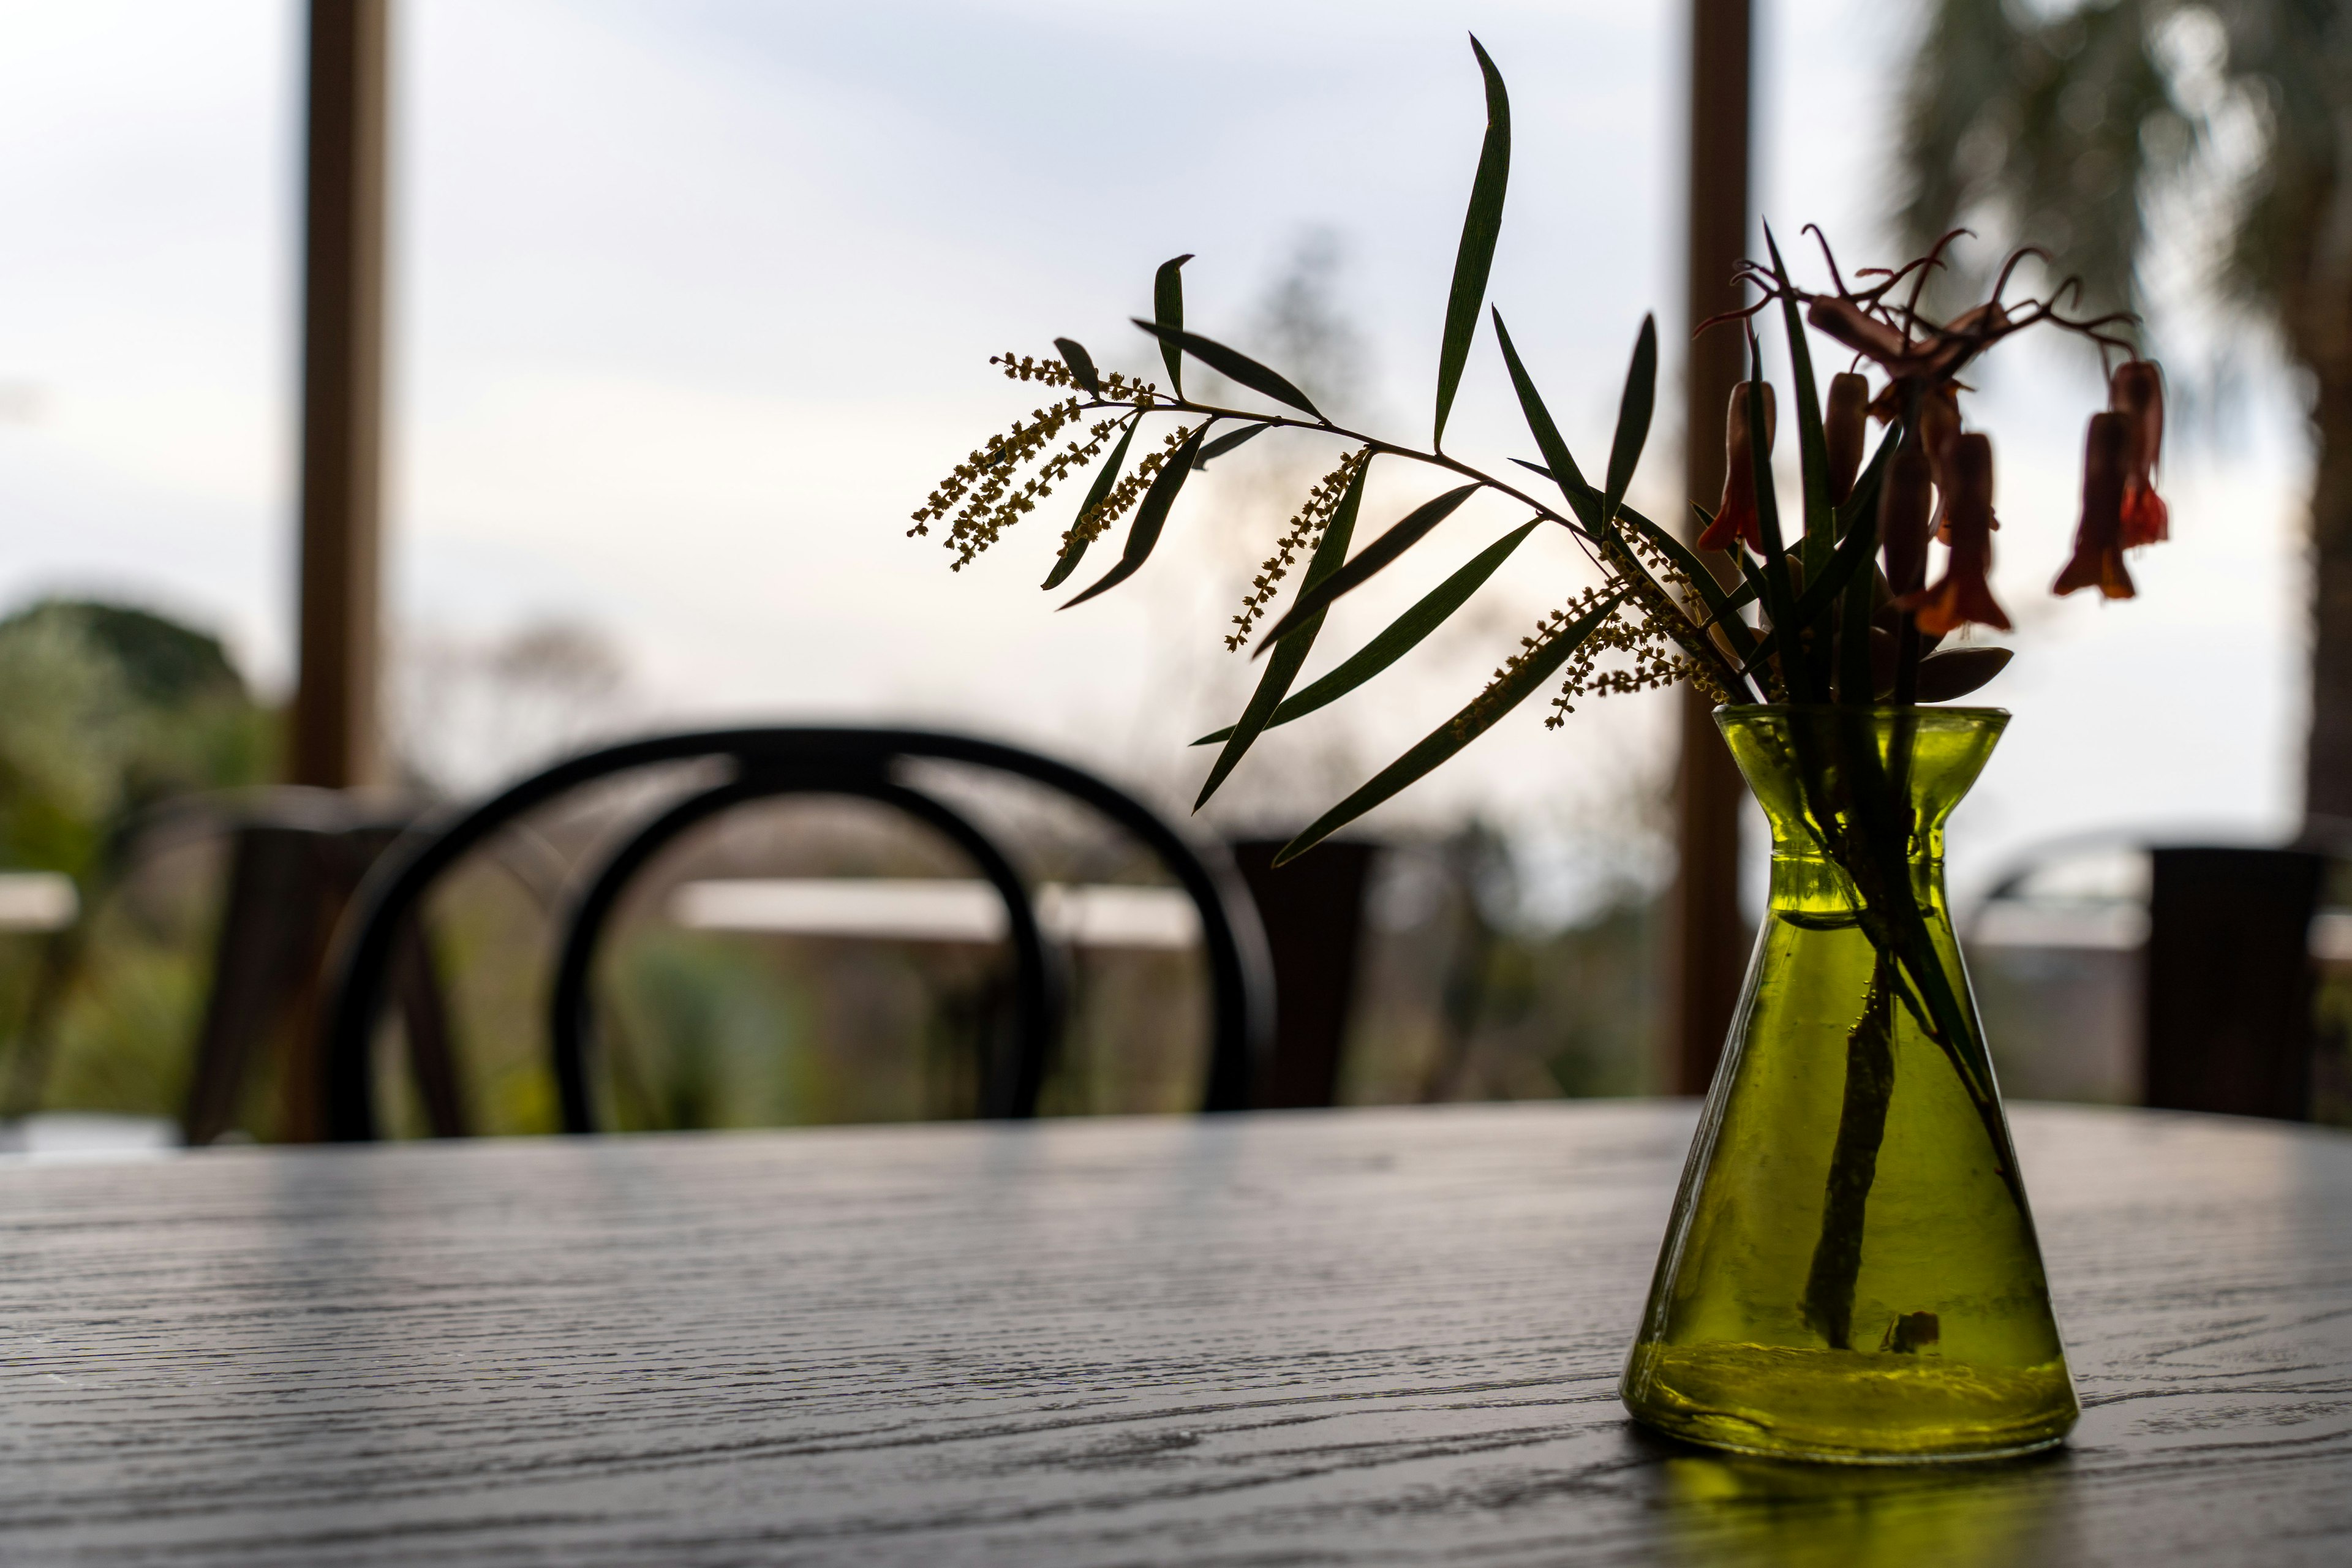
[179, 793, 463, 1144]
[1973, 838, 2335, 1121]
[1229, 839, 1376, 1110]
[2144, 846, 2327, 1121]
[318, 728, 1274, 1140]
[0, 790, 462, 1145]
[10, 1102, 2352, 1564]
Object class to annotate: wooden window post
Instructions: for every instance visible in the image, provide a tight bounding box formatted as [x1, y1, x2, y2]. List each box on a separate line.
[291, 0, 390, 789]
[1667, 0, 1752, 1095]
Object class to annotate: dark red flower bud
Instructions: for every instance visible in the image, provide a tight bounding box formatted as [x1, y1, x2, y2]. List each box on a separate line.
[1806, 297, 1908, 364]
[2110, 360, 2168, 548]
[2053, 412, 2136, 600]
[1945, 300, 2011, 339]
[1698, 381, 1776, 552]
[1825, 372, 1869, 506]
[1879, 424, 1934, 596]
[1900, 433, 2009, 635]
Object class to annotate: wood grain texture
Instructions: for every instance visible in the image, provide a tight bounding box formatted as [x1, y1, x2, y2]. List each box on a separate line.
[3, 1103, 2349, 1566]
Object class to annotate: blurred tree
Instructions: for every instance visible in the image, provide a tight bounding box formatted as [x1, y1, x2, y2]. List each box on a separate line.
[1893, 1, 2352, 829]
[0, 599, 274, 1121]
[0, 599, 273, 876]
[389, 618, 631, 796]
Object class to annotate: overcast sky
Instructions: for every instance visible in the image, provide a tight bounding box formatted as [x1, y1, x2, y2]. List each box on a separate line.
[0, 0, 2312, 913]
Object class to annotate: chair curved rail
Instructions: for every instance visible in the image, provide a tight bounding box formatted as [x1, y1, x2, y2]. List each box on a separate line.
[318, 727, 1273, 1140]
[547, 763, 1061, 1131]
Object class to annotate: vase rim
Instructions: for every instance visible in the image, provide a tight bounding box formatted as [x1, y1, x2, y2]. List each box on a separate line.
[1716, 703, 2009, 720]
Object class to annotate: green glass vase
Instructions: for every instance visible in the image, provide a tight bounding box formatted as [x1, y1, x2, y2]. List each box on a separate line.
[1623, 704, 2077, 1463]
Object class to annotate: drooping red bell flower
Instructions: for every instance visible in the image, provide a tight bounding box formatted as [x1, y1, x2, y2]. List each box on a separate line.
[1920, 384, 1965, 545]
[2053, 412, 2137, 600]
[1824, 372, 1869, 506]
[1880, 422, 1935, 597]
[1901, 433, 2009, 635]
[2110, 360, 2167, 548]
[1698, 381, 1776, 552]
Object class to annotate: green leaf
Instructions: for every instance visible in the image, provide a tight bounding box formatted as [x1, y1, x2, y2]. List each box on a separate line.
[1275, 592, 1623, 865]
[1255, 483, 1481, 654]
[1763, 228, 1839, 700]
[1763, 230, 1833, 568]
[1745, 331, 1812, 701]
[1131, 319, 1322, 420]
[1193, 457, 1372, 807]
[1738, 495, 1885, 677]
[1194, 420, 1269, 467]
[1834, 424, 1899, 704]
[1042, 415, 1140, 590]
[1053, 337, 1101, 395]
[1194, 521, 1539, 745]
[1433, 35, 1510, 449]
[1061, 425, 1205, 608]
[1603, 314, 1658, 526]
[1153, 255, 1192, 396]
[1491, 309, 1600, 534]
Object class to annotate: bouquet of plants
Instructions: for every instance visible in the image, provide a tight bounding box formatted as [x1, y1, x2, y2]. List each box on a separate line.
[911, 40, 2165, 854]
[911, 36, 2166, 1461]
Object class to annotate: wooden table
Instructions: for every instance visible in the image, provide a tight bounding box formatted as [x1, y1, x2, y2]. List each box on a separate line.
[4, 1103, 2349, 1566]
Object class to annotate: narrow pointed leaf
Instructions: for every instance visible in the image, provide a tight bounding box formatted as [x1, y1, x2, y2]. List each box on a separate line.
[1492, 309, 1600, 533]
[1195, 420, 1269, 467]
[1194, 458, 1371, 807]
[1433, 34, 1510, 448]
[1193, 521, 1540, 744]
[1052, 337, 1101, 394]
[1255, 483, 1480, 654]
[1836, 423, 1899, 702]
[1153, 255, 1192, 396]
[1745, 331, 1812, 700]
[1042, 415, 1140, 590]
[1275, 592, 1623, 864]
[1131, 320, 1322, 420]
[1602, 315, 1657, 526]
[1738, 496, 1887, 676]
[1061, 425, 1205, 608]
[1763, 229, 1833, 567]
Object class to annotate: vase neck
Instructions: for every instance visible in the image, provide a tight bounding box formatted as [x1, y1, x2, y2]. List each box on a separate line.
[1768, 845, 1948, 919]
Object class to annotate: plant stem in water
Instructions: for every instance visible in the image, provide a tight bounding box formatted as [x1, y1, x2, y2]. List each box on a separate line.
[1803, 949, 1896, 1349]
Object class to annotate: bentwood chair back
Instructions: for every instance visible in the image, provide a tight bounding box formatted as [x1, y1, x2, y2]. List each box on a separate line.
[315, 727, 1274, 1140]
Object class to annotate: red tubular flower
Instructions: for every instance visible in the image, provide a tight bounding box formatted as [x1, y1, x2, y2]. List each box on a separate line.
[1900, 433, 2009, 635]
[2110, 360, 2168, 548]
[1825, 372, 1869, 505]
[1698, 381, 1776, 552]
[1879, 424, 1934, 597]
[2053, 412, 2137, 600]
[1920, 384, 1964, 544]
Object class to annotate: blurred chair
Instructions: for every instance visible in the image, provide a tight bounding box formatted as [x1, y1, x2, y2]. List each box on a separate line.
[1228, 839, 1377, 1110]
[2143, 846, 2326, 1121]
[0, 872, 83, 1123]
[317, 728, 1275, 1140]
[1969, 838, 2339, 1121]
[181, 793, 466, 1144]
[2, 791, 467, 1145]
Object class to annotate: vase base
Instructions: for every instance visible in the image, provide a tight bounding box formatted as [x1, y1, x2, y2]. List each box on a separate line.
[1623, 1340, 2078, 1464]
